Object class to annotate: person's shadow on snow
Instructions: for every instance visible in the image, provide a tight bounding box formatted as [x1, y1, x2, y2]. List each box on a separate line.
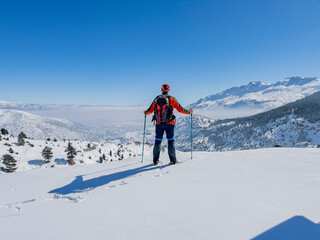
[49, 164, 167, 195]
[252, 215, 320, 240]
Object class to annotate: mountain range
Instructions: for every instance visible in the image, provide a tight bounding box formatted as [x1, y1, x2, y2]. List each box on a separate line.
[175, 91, 320, 151]
[189, 76, 320, 110]
[0, 109, 110, 141]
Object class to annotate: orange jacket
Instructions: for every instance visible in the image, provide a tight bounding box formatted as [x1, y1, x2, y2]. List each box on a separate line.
[145, 94, 190, 125]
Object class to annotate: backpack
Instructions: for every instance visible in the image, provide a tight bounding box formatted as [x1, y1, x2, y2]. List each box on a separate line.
[153, 95, 174, 124]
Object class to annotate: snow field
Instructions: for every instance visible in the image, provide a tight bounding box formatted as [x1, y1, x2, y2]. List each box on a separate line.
[1, 148, 320, 239]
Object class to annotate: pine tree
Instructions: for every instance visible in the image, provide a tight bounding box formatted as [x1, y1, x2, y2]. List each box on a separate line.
[1, 128, 9, 135]
[19, 132, 27, 139]
[102, 153, 106, 161]
[99, 156, 103, 163]
[0, 135, 2, 141]
[8, 147, 14, 154]
[18, 132, 27, 146]
[65, 142, 76, 165]
[1, 154, 17, 173]
[42, 146, 53, 163]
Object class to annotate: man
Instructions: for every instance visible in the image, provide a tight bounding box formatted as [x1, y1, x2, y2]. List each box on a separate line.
[144, 84, 193, 165]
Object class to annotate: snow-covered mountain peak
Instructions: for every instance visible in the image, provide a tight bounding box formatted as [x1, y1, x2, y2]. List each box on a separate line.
[276, 76, 320, 87]
[248, 81, 269, 86]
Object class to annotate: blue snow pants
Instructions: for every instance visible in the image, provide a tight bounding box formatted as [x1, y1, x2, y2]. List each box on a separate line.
[153, 124, 176, 164]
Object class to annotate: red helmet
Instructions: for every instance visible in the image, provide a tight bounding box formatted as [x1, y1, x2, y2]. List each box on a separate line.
[161, 84, 170, 92]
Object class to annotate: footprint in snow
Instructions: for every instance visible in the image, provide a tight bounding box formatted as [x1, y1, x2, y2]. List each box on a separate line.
[3, 197, 39, 213]
[153, 171, 169, 178]
[0, 205, 21, 219]
[52, 194, 83, 203]
[105, 181, 128, 189]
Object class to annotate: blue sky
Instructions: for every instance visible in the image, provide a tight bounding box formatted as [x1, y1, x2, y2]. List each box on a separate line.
[1, 0, 320, 106]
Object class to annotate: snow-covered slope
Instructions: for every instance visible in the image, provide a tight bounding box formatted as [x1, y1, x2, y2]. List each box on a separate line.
[1, 148, 320, 240]
[190, 76, 320, 110]
[0, 134, 145, 172]
[175, 91, 320, 151]
[0, 109, 111, 141]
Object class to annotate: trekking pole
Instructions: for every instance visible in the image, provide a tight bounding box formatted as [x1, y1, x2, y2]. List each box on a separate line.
[141, 115, 147, 163]
[191, 114, 193, 159]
